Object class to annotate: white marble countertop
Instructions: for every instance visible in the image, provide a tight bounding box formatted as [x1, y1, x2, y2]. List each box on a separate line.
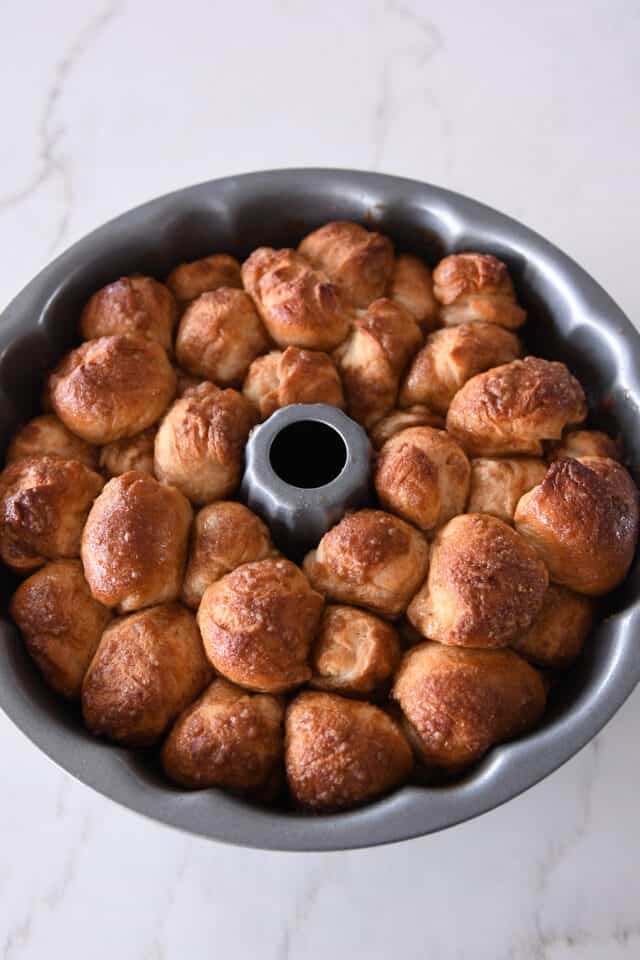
[1, 2, 639, 957]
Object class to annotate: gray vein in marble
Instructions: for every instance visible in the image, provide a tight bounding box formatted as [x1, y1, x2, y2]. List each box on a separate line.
[0, 0, 123, 252]
[144, 840, 191, 960]
[371, 0, 452, 174]
[276, 858, 342, 960]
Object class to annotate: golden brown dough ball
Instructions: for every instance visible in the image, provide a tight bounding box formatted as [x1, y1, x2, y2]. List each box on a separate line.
[333, 298, 423, 428]
[303, 509, 430, 619]
[49, 334, 176, 444]
[446, 357, 587, 456]
[392, 642, 545, 770]
[400, 322, 522, 414]
[298, 221, 394, 309]
[197, 558, 324, 693]
[548, 428, 620, 462]
[154, 382, 256, 504]
[511, 584, 595, 668]
[408, 513, 548, 648]
[162, 678, 283, 790]
[514, 456, 639, 595]
[82, 603, 210, 746]
[375, 427, 470, 534]
[182, 501, 278, 610]
[310, 605, 401, 696]
[99, 427, 156, 478]
[285, 691, 412, 811]
[242, 247, 352, 350]
[174, 367, 203, 396]
[175, 288, 269, 386]
[81, 471, 192, 612]
[10, 560, 112, 698]
[369, 406, 445, 450]
[387, 254, 439, 331]
[166, 253, 242, 304]
[7, 414, 99, 469]
[243, 347, 344, 419]
[433, 253, 526, 330]
[0, 456, 104, 573]
[79, 275, 178, 351]
[467, 457, 548, 524]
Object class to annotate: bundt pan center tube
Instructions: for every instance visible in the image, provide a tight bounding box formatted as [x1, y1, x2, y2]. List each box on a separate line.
[0, 169, 639, 851]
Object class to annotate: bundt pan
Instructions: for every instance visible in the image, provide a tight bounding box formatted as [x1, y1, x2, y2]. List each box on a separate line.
[1, 169, 639, 851]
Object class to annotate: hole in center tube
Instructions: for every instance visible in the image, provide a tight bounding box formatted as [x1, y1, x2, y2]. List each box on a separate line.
[269, 420, 347, 488]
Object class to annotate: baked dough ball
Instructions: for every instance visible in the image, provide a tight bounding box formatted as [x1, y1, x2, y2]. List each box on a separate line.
[162, 678, 283, 790]
[81, 471, 192, 612]
[549, 428, 620, 462]
[174, 367, 203, 396]
[99, 427, 156, 478]
[285, 691, 412, 811]
[433, 253, 526, 330]
[400, 322, 522, 414]
[49, 335, 176, 444]
[10, 560, 112, 698]
[175, 288, 269, 385]
[387, 254, 439, 331]
[166, 253, 242, 304]
[446, 357, 587, 456]
[82, 603, 210, 746]
[467, 457, 548, 524]
[242, 247, 351, 350]
[407, 514, 548, 648]
[197, 558, 324, 693]
[154, 382, 256, 504]
[333, 298, 423, 428]
[375, 427, 470, 534]
[182, 501, 278, 609]
[392, 642, 545, 770]
[298, 221, 394, 308]
[0, 456, 104, 573]
[514, 456, 639, 595]
[310, 605, 401, 696]
[243, 346, 344, 419]
[7, 415, 98, 469]
[303, 509, 430, 619]
[369, 406, 445, 450]
[511, 584, 595, 668]
[79, 275, 178, 351]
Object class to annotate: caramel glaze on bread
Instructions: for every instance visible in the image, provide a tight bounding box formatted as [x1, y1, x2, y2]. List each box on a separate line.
[310, 604, 401, 697]
[79, 275, 178, 352]
[285, 690, 412, 811]
[433, 253, 526, 330]
[243, 346, 344, 419]
[408, 514, 548, 648]
[166, 253, 242, 304]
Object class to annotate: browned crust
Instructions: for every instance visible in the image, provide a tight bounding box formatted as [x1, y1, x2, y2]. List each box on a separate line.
[182, 501, 278, 609]
[175, 288, 269, 385]
[393, 642, 545, 769]
[79, 274, 178, 351]
[244, 346, 344, 419]
[514, 456, 639, 594]
[99, 427, 156, 478]
[369, 406, 445, 450]
[0, 455, 104, 573]
[162, 678, 284, 789]
[407, 513, 548, 648]
[375, 426, 470, 534]
[511, 584, 596, 668]
[433, 253, 526, 330]
[303, 509, 430, 619]
[400, 321, 522, 414]
[285, 690, 412, 810]
[309, 604, 401, 696]
[548, 428, 621, 462]
[467, 457, 548, 524]
[81, 470, 192, 612]
[166, 254, 242, 303]
[387, 254, 439, 331]
[10, 559, 112, 698]
[7, 415, 98, 469]
[197, 558, 324, 693]
[298, 221, 394, 309]
[241, 247, 351, 350]
[446, 357, 587, 456]
[49, 334, 176, 444]
[82, 603, 211, 746]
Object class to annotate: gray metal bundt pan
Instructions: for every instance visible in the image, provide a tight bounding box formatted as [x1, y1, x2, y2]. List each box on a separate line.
[0, 169, 638, 851]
